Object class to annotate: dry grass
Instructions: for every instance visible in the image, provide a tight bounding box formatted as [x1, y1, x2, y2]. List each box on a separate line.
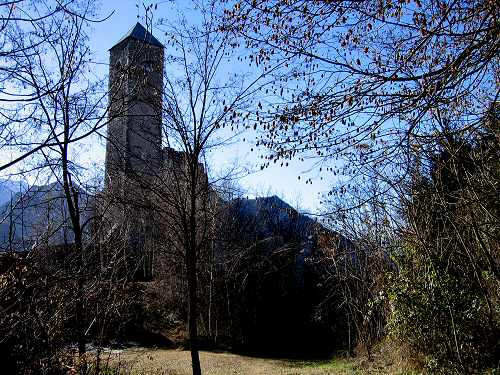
[99, 348, 362, 375]
[94, 347, 423, 374]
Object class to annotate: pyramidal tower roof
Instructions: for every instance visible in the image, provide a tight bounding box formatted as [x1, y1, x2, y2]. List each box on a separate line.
[112, 22, 163, 49]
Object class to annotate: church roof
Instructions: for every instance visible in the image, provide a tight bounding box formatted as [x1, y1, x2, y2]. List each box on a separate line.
[111, 22, 163, 49]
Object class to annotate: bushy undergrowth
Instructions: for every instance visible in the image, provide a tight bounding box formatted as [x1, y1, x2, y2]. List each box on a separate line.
[386, 120, 500, 373]
[388, 249, 499, 373]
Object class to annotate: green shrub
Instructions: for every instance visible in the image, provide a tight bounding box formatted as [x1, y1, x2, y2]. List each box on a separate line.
[387, 120, 500, 373]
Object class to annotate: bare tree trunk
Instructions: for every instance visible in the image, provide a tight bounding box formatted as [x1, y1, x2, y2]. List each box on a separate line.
[61, 119, 86, 360]
[187, 244, 201, 375]
[187, 165, 201, 375]
[208, 245, 213, 339]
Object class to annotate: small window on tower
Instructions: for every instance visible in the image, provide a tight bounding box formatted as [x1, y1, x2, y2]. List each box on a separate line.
[143, 61, 154, 73]
[114, 61, 122, 76]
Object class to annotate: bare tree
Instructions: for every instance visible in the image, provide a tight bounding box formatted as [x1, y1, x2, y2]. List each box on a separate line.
[0, 0, 112, 172]
[141, 2, 272, 373]
[220, 0, 498, 201]
[318, 175, 398, 358]
[0, 1, 125, 372]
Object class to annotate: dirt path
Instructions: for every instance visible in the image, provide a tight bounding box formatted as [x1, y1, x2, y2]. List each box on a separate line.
[100, 348, 361, 374]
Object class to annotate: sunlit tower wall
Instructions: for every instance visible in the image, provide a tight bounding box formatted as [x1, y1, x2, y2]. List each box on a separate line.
[104, 23, 164, 280]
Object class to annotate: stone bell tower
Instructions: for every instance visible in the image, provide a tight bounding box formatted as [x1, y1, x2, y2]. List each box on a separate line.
[106, 22, 164, 187]
[104, 23, 164, 280]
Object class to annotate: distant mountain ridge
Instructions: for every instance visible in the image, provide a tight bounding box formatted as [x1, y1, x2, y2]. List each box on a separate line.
[0, 182, 346, 258]
[0, 181, 93, 251]
[230, 195, 317, 238]
[0, 179, 28, 206]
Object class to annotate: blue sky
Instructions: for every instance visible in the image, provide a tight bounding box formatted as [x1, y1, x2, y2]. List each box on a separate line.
[0, 0, 332, 213]
[84, 0, 334, 213]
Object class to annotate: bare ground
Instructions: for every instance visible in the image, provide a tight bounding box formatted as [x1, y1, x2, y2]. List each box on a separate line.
[97, 348, 364, 374]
